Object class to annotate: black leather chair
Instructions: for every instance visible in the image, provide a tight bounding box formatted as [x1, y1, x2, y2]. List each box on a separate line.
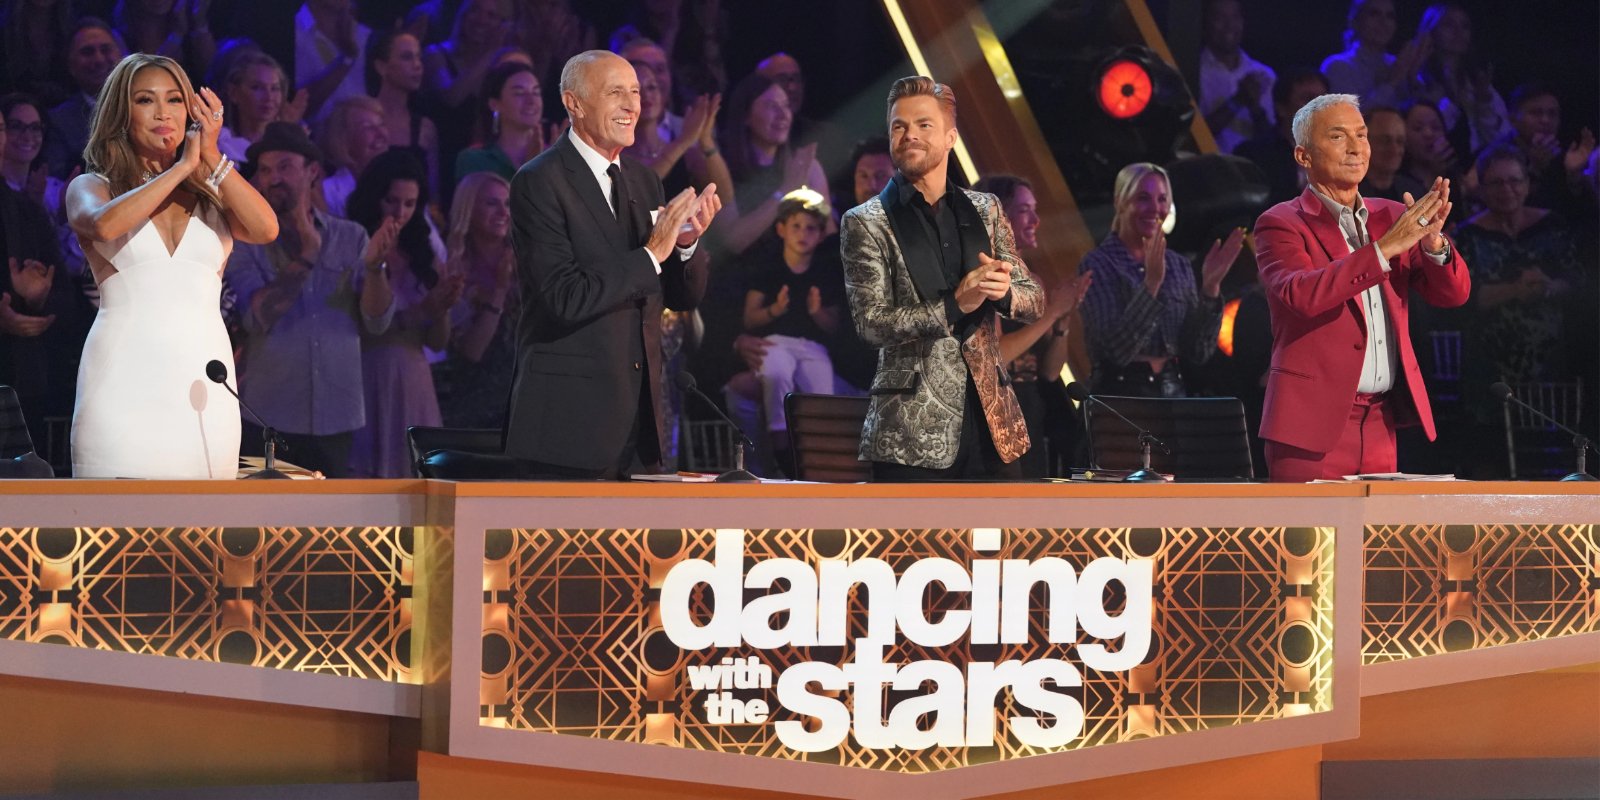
[0, 385, 55, 478]
[1084, 394, 1254, 481]
[782, 393, 870, 482]
[405, 426, 505, 479]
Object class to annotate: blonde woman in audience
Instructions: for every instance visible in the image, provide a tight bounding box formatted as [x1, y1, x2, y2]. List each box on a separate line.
[433, 171, 517, 429]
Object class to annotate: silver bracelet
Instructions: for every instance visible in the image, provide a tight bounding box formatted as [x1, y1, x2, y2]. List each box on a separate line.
[205, 155, 233, 190]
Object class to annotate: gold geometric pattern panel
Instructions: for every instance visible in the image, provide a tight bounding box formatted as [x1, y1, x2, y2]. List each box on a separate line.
[0, 526, 416, 682]
[483, 527, 1334, 773]
[1363, 523, 1600, 664]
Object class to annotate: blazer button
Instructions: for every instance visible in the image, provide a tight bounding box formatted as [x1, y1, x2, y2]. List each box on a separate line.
[632, 361, 642, 371]
[1352, 343, 1362, 350]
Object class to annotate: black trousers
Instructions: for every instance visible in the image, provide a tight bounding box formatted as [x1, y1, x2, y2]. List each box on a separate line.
[872, 379, 1023, 482]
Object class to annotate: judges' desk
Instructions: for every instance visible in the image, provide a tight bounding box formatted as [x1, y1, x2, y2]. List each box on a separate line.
[0, 481, 1593, 799]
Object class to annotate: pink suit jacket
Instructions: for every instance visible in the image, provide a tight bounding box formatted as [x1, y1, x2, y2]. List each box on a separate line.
[1253, 187, 1471, 454]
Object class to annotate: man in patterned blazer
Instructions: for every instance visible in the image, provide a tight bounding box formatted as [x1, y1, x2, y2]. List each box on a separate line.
[841, 76, 1045, 480]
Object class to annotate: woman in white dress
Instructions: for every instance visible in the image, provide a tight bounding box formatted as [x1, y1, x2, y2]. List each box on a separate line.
[65, 53, 278, 479]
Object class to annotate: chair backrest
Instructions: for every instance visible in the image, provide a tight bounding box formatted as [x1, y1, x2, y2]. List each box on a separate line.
[405, 427, 504, 478]
[1084, 394, 1254, 481]
[783, 393, 870, 482]
[0, 385, 37, 460]
[1501, 380, 1584, 479]
[680, 419, 742, 472]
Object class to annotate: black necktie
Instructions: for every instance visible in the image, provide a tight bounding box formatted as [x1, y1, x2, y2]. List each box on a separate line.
[606, 163, 625, 218]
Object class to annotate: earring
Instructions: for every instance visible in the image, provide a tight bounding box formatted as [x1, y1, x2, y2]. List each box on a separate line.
[492, 110, 500, 137]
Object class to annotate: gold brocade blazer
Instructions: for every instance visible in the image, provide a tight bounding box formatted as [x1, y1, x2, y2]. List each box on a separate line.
[841, 184, 1044, 469]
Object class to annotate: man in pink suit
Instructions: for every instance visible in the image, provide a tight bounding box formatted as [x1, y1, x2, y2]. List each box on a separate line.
[1254, 94, 1471, 482]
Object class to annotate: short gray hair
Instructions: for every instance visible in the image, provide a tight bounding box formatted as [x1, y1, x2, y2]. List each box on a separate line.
[559, 50, 617, 101]
[1292, 93, 1361, 148]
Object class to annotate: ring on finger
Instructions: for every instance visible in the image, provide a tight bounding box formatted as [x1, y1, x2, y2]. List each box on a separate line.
[1417, 216, 1430, 227]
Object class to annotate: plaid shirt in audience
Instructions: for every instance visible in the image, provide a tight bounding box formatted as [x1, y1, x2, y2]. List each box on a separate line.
[1078, 232, 1222, 369]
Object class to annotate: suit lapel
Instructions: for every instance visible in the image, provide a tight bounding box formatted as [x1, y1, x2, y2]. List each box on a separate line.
[951, 188, 987, 276]
[1294, 187, 1353, 262]
[557, 132, 628, 250]
[878, 181, 947, 303]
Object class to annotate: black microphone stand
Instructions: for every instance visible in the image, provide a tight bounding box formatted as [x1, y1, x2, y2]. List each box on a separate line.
[675, 371, 760, 482]
[1493, 383, 1597, 482]
[206, 360, 292, 480]
[1069, 384, 1170, 482]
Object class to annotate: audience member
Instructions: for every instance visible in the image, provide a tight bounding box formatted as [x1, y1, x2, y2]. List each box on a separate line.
[1360, 105, 1424, 202]
[1197, 0, 1275, 154]
[1, 96, 67, 226]
[758, 52, 848, 183]
[366, 29, 440, 196]
[317, 95, 387, 217]
[433, 171, 514, 430]
[716, 72, 827, 256]
[114, 0, 217, 81]
[1236, 68, 1328, 203]
[1079, 162, 1242, 397]
[345, 149, 461, 478]
[295, 0, 371, 120]
[219, 52, 293, 163]
[1399, 100, 1466, 222]
[422, 0, 510, 172]
[1321, 0, 1420, 107]
[402, 0, 457, 46]
[616, 37, 680, 139]
[1455, 145, 1582, 415]
[977, 173, 1092, 478]
[624, 66, 725, 197]
[1498, 83, 1596, 217]
[455, 62, 547, 185]
[45, 18, 124, 179]
[847, 136, 894, 208]
[0, 117, 87, 463]
[516, 0, 598, 86]
[740, 196, 843, 473]
[228, 122, 395, 477]
[0, 0, 74, 106]
[1413, 3, 1507, 154]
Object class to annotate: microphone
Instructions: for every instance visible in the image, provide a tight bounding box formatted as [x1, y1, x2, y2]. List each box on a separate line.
[1490, 382, 1597, 481]
[1066, 381, 1169, 482]
[674, 370, 760, 482]
[206, 360, 292, 480]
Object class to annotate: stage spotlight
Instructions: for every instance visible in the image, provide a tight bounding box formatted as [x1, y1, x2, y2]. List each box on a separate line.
[1098, 59, 1152, 119]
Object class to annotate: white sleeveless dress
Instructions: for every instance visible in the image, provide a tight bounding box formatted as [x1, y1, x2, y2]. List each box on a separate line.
[72, 203, 240, 479]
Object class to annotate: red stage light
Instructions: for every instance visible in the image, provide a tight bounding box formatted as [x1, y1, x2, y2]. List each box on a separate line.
[1098, 59, 1153, 119]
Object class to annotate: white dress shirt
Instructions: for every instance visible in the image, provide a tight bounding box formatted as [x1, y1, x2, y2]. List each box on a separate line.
[1198, 47, 1276, 154]
[1310, 187, 1449, 394]
[568, 132, 697, 274]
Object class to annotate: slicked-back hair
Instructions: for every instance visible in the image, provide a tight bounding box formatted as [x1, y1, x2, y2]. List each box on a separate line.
[886, 76, 956, 127]
[1292, 93, 1361, 149]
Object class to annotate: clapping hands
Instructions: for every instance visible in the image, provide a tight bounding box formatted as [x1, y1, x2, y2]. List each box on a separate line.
[1200, 228, 1246, 298]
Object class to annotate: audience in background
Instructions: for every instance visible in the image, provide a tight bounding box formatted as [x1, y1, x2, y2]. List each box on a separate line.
[46, 18, 125, 178]
[434, 171, 515, 430]
[1321, 0, 1419, 107]
[1236, 68, 1328, 204]
[455, 61, 545, 185]
[1359, 105, 1422, 202]
[345, 149, 459, 478]
[0, 0, 75, 106]
[1197, 0, 1275, 154]
[295, 0, 371, 120]
[219, 51, 293, 163]
[114, 0, 216, 81]
[1, 96, 68, 226]
[1399, 101, 1466, 222]
[1454, 145, 1582, 417]
[228, 122, 393, 478]
[1413, 3, 1507, 154]
[317, 95, 388, 216]
[1079, 163, 1242, 398]
[366, 29, 439, 196]
[622, 57, 723, 196]
[1498, 83, 1596, 216]
[422, 0, 510, 168]
[716, 73, 827, 256]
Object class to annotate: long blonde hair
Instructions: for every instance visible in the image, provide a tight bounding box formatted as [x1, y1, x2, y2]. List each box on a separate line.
[446, 171, 511, 267]
[85, 53, 221, 210]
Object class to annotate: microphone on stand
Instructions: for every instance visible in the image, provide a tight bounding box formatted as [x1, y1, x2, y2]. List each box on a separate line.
[1490, 382, 1597, 481]
[206, 360, 292, 480]
[674, 370, 760, 482]
[1066, 382, 1170, 482]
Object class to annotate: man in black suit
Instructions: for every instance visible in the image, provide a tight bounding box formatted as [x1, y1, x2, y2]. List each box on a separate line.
[505, 50, 720, 478]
